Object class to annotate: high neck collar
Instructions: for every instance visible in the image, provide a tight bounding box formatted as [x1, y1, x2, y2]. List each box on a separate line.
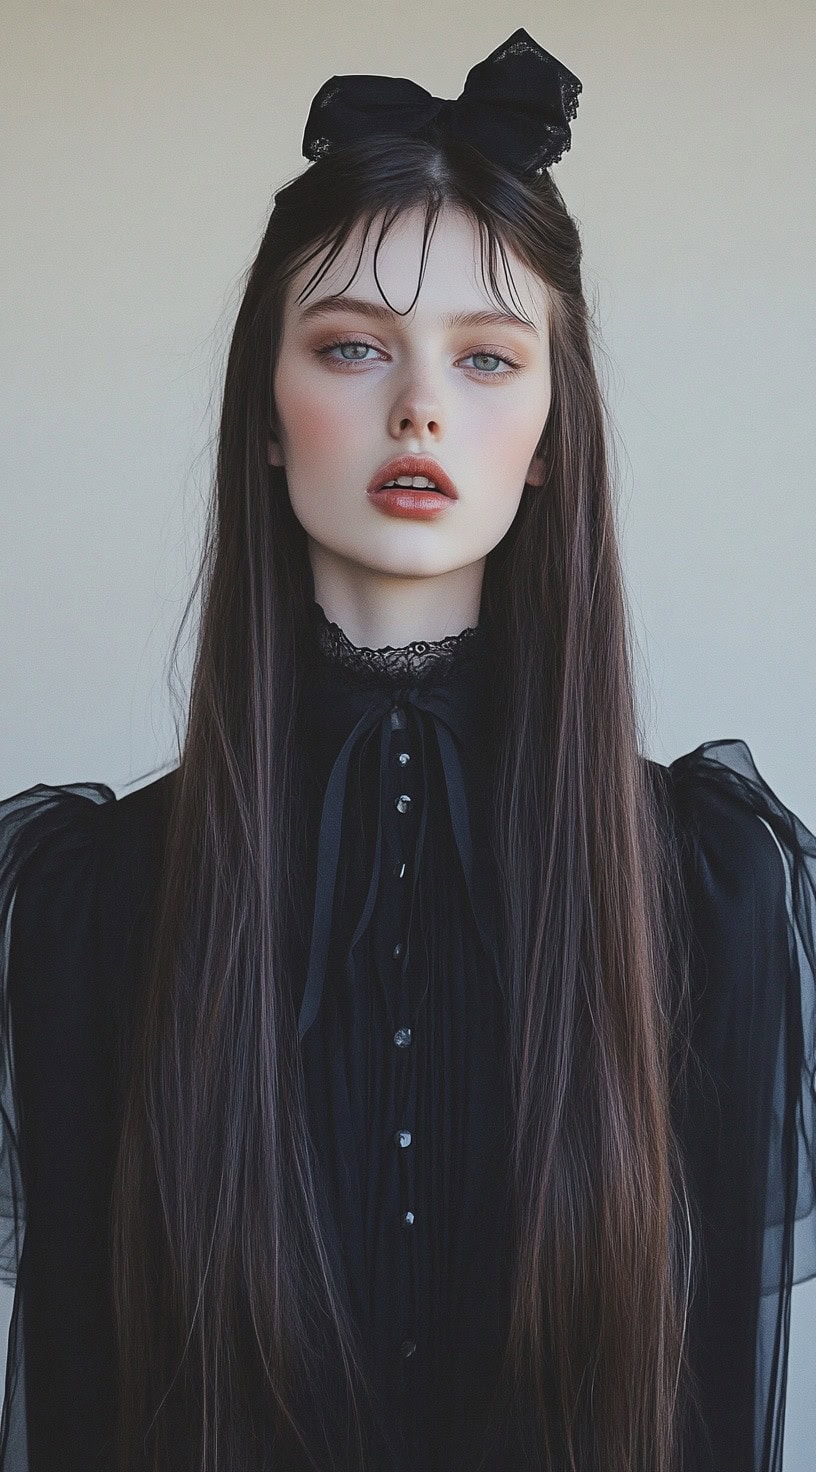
[308, 600, 488, 690]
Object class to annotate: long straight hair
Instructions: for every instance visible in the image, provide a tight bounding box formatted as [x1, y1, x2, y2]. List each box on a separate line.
[110, 134, 700, 1471]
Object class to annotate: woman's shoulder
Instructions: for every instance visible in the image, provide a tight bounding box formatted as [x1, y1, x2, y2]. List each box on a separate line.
[0, 763, 177, 866]
[0, 766, 178, 962]
[643, 736, 814, 912]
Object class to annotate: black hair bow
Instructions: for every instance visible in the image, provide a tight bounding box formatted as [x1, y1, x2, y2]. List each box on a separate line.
[302, 27, 582, 178]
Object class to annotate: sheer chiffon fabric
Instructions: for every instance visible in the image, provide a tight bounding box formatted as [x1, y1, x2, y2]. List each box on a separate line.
[664, 740, 816, 1471]
[0, 607, 813, 1469]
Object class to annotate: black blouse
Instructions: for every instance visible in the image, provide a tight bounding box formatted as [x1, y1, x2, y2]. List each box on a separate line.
[0, 601, 814, 1472]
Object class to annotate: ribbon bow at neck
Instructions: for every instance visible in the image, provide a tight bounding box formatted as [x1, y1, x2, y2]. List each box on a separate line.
[302, 27, 582, 179]
[298, 678, 502, 1042]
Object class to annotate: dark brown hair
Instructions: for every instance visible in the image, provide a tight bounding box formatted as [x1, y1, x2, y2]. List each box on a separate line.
[111, 133, 699, 1471]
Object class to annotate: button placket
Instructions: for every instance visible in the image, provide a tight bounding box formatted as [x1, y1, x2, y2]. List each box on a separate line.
[387, 702, 420, 1371]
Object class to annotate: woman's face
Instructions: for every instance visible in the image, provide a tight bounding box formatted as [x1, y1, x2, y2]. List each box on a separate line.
[269, 205, 551, 609]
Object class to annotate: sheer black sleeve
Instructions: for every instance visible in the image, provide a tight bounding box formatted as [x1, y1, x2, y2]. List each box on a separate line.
[666, 739, 815, 1472]
[0, 782, 116, 1469]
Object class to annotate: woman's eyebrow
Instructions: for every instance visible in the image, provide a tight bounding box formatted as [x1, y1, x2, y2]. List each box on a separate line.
[297, 294, 540, 338]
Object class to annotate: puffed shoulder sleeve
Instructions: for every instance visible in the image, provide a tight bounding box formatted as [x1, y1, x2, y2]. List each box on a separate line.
[666, 738, 815, 1472]
[0, 780, 116, 1465]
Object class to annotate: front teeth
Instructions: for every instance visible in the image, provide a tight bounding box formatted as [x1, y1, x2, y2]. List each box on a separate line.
[381, 476, 440, 489]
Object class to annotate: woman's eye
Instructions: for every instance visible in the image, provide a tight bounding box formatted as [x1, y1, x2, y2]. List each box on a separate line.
[317, 339, 381, 364]
[462, 351, 520, 375]
[315, 339, 522, 377]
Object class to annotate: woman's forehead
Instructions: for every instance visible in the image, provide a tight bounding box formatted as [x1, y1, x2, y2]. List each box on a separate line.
[290, 207, 549, 331]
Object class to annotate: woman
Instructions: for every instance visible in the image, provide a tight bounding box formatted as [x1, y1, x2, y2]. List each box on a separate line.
[0, 28, 814, 1472]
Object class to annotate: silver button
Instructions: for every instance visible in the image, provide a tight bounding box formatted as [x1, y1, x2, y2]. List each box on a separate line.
[395, 861, 407, 880]
[392, 941, 404, 960]
[394, 1129, 412, 1148]
[400, 1338, 417, 1359]
[402, 1210, 415, 1228]
[395, 794, 411, 814]
[394, 1027, 412, 1048]
[397, 751, 411, 766]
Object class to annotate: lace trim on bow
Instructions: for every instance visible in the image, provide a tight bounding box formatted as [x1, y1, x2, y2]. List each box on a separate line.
[312, 603, 483, 685]
[491, 36, 582, 171]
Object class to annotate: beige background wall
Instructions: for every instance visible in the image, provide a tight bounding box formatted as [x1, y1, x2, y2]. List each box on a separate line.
[2, 2, 814, 1462]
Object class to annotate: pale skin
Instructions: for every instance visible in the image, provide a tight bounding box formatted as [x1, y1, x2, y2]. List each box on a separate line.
[267, 204, 552, 650]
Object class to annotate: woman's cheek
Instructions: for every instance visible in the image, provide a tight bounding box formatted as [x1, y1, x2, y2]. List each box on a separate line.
[288, 389, 352, 455]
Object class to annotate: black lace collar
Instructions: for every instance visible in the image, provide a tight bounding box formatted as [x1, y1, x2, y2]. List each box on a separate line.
[309, 600, 487, 688]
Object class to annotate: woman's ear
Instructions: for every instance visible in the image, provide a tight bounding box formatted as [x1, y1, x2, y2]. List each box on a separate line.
[524, 447, 546, 487]
[267, 434, 284, 468]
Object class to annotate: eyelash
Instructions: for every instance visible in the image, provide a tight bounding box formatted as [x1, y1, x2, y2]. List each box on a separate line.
[315, 337, 523, 379]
